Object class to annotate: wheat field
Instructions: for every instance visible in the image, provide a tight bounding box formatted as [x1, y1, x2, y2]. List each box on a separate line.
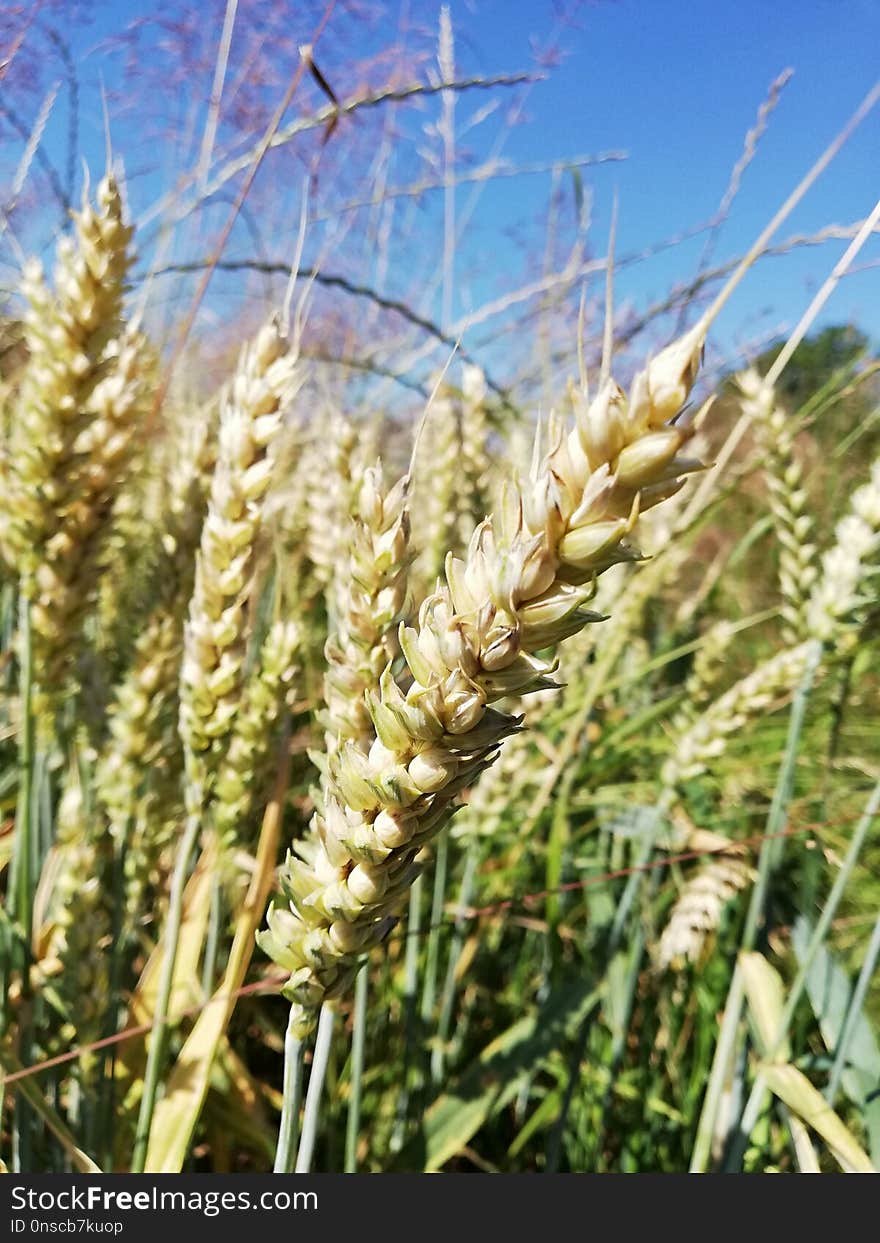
[0, 3, 879, 1176]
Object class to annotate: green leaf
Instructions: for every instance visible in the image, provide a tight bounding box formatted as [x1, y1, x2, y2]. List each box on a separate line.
[761, 1063, 874, 1173]
[508, 1088, 562, 1158]
[792, 917, 880, 1163]
[740, 951, 790, 1060]
[0, 1051, 101, 1173]
[144, 755, 287, 1172]
[401, 976, 599, 1172]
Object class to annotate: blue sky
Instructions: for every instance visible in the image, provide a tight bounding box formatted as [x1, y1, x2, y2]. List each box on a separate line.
[9, 0, 880, 380]
[459, 0, 880, 346]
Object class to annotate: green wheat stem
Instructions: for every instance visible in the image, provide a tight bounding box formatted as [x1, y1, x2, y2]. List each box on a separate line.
[742, 643, 821, 951]
[826, 903, 880, 1105]
[344, 963, 369, 1172]
[10, 596, 35, 1171]
[420, 835, 449, 1024]
[433, 842, 481, 1084]
[391, 875, 423, 1151]
[201, 875, 223, 997]
[689, 964, 747, 1172]
[295, 1003, 335, 1173]
[274, 1008, 305, 1174]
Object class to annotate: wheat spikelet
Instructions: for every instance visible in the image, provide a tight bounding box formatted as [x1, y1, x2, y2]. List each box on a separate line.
[667, 619, 736, 741]
[259, 320, 711, 1036]
[94, 336, 162, 648]
[304, 412, 358, 595]
[92, 394, 221, 911]
[96, 612, 181, 824]
[108, 626, 185, 921]
[664, 641, 813, 787]
[1, 174, 139, 715]
[657, 829, 753, 970]
[664, 458, 880, 792]
[806, 456, 880, 643]
[451, 690, 553, 842]
[415, 377, 460, 583]
[321, 465, 411, 761]
[455, 364, 493, 547]
[740, 368, 817, 641]
[97, 375, 212, 660]
[36, 773, 111, 1069]
[213, 618, 300, 854]
[178, 318, 299, 793]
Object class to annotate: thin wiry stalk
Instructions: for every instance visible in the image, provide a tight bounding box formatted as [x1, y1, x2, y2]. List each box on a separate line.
[196, 0, 239, 190]
[294, 1004, 335, 1173]
[10, 598, 35, 1171]
[420, 834, 449, 1024]
[151, 74, 539, 230]
[273, 1014, 304, 1174]
[690, 966, 747, 1172]
[391, 875, 424, 1153]
[680, 67, 794, 322]
[344, 964, 369, 1173]
[439, 5, 456, 334]
[433, 843, 481, 1084]
[741, 645, 821, 949]
[826, 905, 880, 1105]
